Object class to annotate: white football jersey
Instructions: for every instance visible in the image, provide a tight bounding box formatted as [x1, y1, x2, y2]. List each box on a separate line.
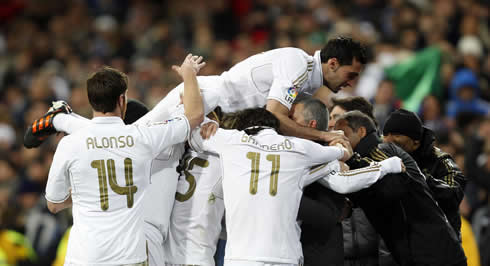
[151, 47, 323, 117]
[190, 128, 344, 264]
[165, 150, 224, 265]
[45, 116, 190, 265]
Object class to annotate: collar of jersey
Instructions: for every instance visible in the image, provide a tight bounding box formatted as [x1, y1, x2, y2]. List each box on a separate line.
[91, 116, 125, 124]
[257, 128, 277, 135]
[311, 51, 323, 89]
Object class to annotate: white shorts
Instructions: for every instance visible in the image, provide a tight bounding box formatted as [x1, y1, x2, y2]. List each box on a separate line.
[224, 260, 298, 266]
[65, 262, 148, 266]
[165, 262, 200, 266]
[144, 222, 165, 266]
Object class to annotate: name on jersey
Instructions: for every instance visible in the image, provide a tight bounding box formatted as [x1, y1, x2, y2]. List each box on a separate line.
[86, 136, 134, 150]
[241, 134, 293, 151]
[285, 87, 298, 104]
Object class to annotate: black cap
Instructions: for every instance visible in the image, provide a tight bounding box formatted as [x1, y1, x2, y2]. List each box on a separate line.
[383, 109, 423, 140]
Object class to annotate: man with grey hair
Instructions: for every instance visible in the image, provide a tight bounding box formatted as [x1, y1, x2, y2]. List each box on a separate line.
[290, 96, 346, 265]
[290, 97, 329, 131]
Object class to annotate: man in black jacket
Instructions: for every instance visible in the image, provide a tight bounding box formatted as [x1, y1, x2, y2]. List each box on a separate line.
[382, 109, 467, 240]
[292, 96, 345, 266]
[329, 96, 380, 266]
[334, 111, 466, 266]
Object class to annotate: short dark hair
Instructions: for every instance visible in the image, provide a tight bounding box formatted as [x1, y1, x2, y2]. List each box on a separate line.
[331, 96, 378, 128]
[337, 110, 377, 135]
[320, 37, 367, 65]
[231, 108, 281, 135]
[295, 97, 328, 131]
[87, 66, 128, 113]
[331, 96, 374, 118]
[123, 99, 149, 125]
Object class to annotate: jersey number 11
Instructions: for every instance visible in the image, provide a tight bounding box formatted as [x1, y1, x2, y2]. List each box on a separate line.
[246, 152, 280, 196]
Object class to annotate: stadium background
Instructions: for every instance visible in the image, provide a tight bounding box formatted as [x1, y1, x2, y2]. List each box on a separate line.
[0, 0, 488, 265]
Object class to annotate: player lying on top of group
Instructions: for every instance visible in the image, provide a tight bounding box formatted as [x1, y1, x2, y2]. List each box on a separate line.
[25, 36, 366, 147]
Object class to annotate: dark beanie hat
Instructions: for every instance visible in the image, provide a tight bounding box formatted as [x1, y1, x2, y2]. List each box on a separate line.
[383, 109, 423, 140]
[124, 99, 149, 125]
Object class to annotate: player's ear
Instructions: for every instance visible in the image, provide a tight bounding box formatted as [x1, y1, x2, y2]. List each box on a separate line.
[327, 58, 339, 71]
[412, 139, 421, 150]
[357, 126, 367, 138]
[308, 120, 317, 129]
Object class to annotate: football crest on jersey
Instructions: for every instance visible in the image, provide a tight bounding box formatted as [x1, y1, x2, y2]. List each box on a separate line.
[285, 86, 298, 104]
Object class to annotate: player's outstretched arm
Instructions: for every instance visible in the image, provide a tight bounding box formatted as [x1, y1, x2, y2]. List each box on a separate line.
[310, 156, 404, 194]
[172, 54, 205, 129]
[266, 99, 347, 143]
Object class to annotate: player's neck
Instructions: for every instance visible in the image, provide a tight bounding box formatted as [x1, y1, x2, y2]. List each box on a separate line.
[93, 110, 122, 119]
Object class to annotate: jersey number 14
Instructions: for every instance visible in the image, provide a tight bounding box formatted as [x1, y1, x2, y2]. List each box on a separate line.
[91, 158, 138, 211]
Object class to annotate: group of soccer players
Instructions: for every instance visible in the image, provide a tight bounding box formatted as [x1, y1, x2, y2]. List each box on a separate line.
[25, 37, 454, 266]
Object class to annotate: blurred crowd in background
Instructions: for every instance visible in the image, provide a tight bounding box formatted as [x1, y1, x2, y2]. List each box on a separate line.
[0, 0, 488, 265]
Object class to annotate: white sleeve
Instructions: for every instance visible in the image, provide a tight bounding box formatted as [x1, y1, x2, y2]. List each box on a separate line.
[302, 140, 345, 165]
[301, 160, 341, 188]
[314, 157, 403, 194]
[45, 138, 71, 203]
[135, 81, 221, 125]
[134, 88, 181, 125]
[267, 51, 309, 110]
[138, 115, 191, 158]
[53, 113, 91, 134]
[189, 128, 232, 154]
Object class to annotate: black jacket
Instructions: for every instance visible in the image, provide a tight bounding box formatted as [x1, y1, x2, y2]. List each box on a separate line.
[299, 183, 345, 266]
[411, 128, 466, 238]
[347, 132, 466, 266]
[342, 207, 379, 265]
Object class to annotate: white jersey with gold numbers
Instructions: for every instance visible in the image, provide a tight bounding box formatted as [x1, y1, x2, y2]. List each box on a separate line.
[164, 150, 224, 265]
[190, 128, 344, 264]
[45, 116, 190, 265]
[150, 47, 323, 119]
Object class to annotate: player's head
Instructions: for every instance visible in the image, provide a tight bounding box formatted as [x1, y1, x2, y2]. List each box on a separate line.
[87, 66, 129, 119]
[233, 108, 281, 135]
[320, 37, 367, 93]
[334, 111, 377, 149]
[329, 96, 376, 130]
[124, 99, 149, 125]
[382, 109, 423, 153]
[290, 96, 328, 131]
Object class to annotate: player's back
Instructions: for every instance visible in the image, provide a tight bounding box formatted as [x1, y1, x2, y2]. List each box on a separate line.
[218, 47, 312, 111]
[165, 149, 224, 265]
[52, 116, 189, 265]
[209, 129, 343, 264]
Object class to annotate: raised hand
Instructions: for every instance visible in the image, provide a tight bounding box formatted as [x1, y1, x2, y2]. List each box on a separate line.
[172, 54, 206, 78]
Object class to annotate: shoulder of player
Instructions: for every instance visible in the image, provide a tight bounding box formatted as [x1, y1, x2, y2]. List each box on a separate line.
[212, 128, 241, 140]
[53, 134, 79, 155]
[277, 48, 309, 66]
[282, 135, 324, 151]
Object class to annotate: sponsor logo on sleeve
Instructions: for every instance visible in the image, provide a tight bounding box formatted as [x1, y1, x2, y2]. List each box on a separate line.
[148, 117, 183, 126]
[285, 86, 298, 104]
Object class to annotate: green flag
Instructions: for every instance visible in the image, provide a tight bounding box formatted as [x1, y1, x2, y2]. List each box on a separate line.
[385, 47, 442, 112]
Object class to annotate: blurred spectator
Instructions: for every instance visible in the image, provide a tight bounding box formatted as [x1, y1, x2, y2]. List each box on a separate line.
[461, 215, 481, 266]
[447, 69, 490, 121]
[371, 79, 401, 130]
[419, 95, 448, 134]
